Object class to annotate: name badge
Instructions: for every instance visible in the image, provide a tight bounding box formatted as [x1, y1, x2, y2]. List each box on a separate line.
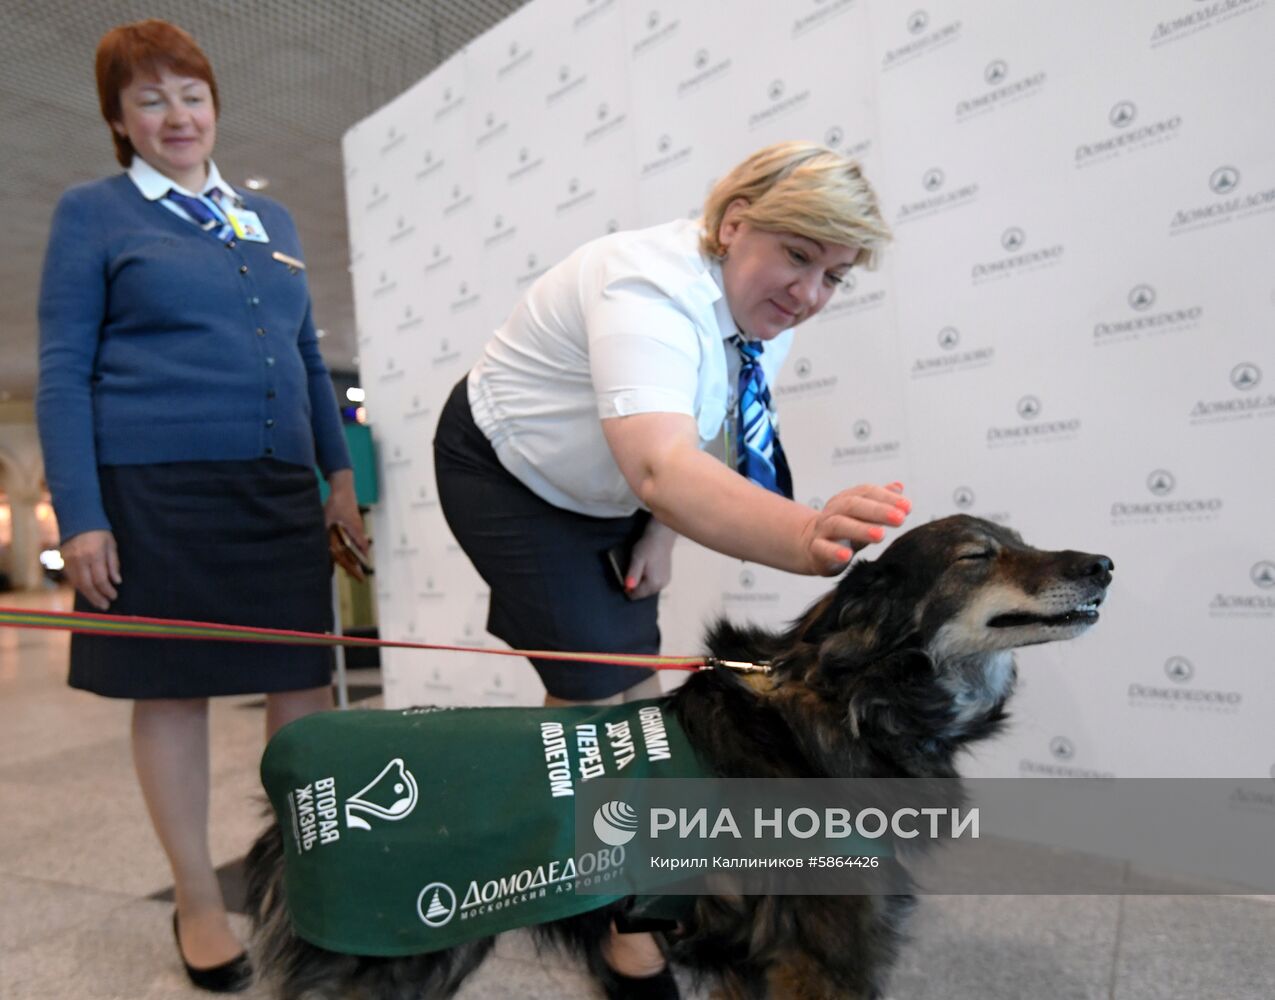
[226, 207, 270, 243]
[272, 251, 306, 273]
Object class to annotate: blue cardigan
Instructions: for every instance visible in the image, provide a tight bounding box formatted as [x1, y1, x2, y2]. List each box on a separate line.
[37, 174, 351, 541]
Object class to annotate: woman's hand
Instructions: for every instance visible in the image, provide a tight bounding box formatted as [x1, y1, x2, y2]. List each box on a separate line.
[61, 529, 121, 610]
[323, 469, 369, 553]
[800, 482, 911, 575]
[602, 412, 912, 576]
[624, 519, 677, 600]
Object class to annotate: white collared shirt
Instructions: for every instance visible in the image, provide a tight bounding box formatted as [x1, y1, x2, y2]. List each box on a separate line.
[468, 218, 792, 517]
[126, 157, 241, 222]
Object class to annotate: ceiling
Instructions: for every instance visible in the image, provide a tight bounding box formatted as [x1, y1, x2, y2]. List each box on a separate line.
[0, 0, 530, 402]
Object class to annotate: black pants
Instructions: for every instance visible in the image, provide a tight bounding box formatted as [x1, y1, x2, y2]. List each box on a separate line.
[432, 378, 658, 700]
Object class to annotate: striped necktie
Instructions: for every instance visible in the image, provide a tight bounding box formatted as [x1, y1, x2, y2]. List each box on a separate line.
[731, 334, 793, 499]
[164, 188, 233, 242]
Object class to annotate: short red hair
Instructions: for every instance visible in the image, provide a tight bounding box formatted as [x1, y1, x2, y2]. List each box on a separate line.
[95, 19, 220, 167]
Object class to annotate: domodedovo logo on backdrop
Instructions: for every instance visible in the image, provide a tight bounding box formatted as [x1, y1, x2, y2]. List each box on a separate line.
[417, 148, 446, 182]
[1109, 469, 1224, 526]
[476, 110, 510, 148]
[425, 243, 454, 274]
[404, 394, 432, 421]
[676, 48, 733, 97]
[911, 326, 996, 378]
[509, 145, 545, 182]
[831, 419, 903, 465]
[443, 182, 474, 216]
[986, 396, 1081, 448]
[640, 133, 694, 178]
[1019, 738, 1116, 779]
[895, 167, 979, 224]
[380, 124, 407, 155]
[556, 175, 597, 214]
[1074, 100, 1182, 169]
[585, 102, 627, 145]
[631, 8, 681, 56]
[497, 39, 534, 78]
[1189, 363, 1274, 425]
[791, 0, 857, 39]
[748, 79, 811, 130]
[971, 227, 1065, 285]
[573, 0, 619, 31]
[1170, 164, 1275, 237]
[956, 59, 1047, 122]
[775, 357, 838, 400]
[449, 280, 481, 313]
[377, 355, 404, 383]
[1093, 282, 1203, 347]
[1127, 656, 1243, 714]
[881, 10, 963, 70]
[1208, 562, 1275, 620]
[434, 84, 465, 122]
[546, 64, 587, 106]
[395, 304, 424, 332]
[1149, 0, 1265, 49]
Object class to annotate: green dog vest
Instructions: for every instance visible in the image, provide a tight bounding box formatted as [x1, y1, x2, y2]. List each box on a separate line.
[261, 699, 706, 956]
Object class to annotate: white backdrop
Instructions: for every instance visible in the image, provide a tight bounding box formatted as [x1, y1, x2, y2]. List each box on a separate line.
[342, 0, 1274, 783]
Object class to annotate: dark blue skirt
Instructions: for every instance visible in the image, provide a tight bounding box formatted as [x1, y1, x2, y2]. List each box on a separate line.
[69, 459, 334, 699]
[433, 378, 659, 700]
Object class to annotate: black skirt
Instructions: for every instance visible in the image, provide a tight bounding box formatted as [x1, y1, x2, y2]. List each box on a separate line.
[69, 459, 334, 699]
[433, 378, 659, 700]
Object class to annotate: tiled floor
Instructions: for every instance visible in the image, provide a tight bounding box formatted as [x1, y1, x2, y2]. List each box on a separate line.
[2, 586, 1271, 1000]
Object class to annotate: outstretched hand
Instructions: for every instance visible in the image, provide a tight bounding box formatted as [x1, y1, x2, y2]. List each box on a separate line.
[801, 482, 911, 576]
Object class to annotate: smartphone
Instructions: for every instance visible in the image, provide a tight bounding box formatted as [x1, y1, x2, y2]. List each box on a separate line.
[330, 522, 374, 579]
[605, 542, 631, 595]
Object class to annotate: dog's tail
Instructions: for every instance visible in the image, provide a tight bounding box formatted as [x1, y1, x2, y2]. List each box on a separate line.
[244, 819, 494, 998]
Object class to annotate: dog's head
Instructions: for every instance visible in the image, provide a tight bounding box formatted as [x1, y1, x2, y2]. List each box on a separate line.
[795, 514, 1113, 665]
[768, 515, 1114, 751]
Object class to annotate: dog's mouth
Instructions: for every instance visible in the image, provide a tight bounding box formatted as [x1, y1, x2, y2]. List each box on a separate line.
[987, 596, 1104, 630]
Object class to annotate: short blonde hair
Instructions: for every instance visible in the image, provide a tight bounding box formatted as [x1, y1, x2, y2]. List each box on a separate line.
[701, 141, 891, 270]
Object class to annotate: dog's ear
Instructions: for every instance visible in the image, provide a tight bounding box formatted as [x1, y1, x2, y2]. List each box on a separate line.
[795, 559, 921, 671]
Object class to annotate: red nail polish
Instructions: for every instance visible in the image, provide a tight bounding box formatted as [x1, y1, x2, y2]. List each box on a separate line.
[836, 547, 852, 561]
[870, 526, 886, 541]
[625, 577, 637, 590]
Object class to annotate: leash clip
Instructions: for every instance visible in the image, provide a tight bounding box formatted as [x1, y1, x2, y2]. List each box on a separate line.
[703, 656, 773, 675]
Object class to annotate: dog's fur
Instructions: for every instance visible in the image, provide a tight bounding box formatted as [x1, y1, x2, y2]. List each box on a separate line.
[247, 515, 1113, 999]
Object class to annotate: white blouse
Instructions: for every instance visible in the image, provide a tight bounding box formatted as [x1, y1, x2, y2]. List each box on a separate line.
[468, 218, 792, 517]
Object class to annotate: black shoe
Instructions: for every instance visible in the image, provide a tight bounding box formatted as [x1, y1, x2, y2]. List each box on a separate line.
[603, 965, 681, 1000]
[171, 911, 253, 993]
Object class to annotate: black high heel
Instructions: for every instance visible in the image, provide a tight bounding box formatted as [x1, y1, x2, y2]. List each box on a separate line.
[171, 911, 253, 993]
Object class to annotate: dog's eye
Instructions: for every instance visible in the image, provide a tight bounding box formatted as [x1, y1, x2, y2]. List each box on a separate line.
[957, 550, 995, 561]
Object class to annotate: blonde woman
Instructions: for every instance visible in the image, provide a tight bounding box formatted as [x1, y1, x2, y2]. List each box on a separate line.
[433, 141, 909, 997]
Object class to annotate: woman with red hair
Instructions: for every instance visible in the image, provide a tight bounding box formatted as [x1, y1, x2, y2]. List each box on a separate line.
[36, 20, 364, 992]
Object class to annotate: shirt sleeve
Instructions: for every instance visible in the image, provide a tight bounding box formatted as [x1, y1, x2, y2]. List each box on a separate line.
[274, 205, 352, 477]
[585, 275, 703, 420]
[35, 187, 111, 542]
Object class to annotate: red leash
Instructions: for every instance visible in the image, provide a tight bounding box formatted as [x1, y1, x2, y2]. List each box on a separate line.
[0, 605, 770, 673]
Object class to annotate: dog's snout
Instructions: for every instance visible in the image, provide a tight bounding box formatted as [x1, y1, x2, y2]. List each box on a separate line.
[1067, 553, 1114, 586]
